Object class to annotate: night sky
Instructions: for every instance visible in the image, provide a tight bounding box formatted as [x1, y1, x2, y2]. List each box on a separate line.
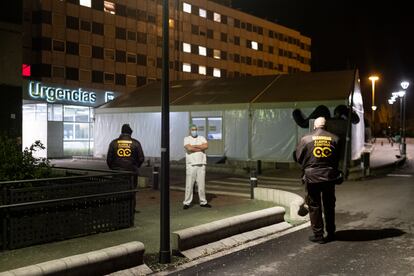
[231, 0, 414, 120]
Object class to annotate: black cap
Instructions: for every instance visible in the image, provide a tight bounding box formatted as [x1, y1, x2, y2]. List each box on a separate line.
[121, 124, 133, 135]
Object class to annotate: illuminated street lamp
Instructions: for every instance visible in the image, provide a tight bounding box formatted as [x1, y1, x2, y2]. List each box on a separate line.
[400, 81, 409, 156]
[369, 75, 379, 138]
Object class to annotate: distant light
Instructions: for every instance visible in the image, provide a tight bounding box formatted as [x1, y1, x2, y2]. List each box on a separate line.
[371, 105, 377, 111]
[369, 75, 379, 82]
[400, 81, 409, 89]
[391, 95, 398, 101]
[397, 90, 406, 98]
[388, 99, 395, 105]
[22, 64, 31, 77]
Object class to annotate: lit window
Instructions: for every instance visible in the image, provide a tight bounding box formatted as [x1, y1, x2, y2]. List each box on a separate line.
[183, 63, 191, 72]
[198, 46, 206, 56]
[199, 8, 207, 18]
[169, 19, 175, 28]
[80, 0, 91, 8]
[214, 12, 221, 22]
[104, 1, 116, 14]
[213, 49, 220, 59]
[213, 68, 221, 78]
[183, 2, 191, 13]
[251, 41, 258, 50]
[199, 66, 206, 75]
[183, 42, 191, 53]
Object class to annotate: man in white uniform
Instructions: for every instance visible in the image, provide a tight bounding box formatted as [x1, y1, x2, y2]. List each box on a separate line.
[183, 124, 211, 209]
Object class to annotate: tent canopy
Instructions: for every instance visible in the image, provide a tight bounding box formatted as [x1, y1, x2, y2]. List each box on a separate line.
[99, 70, 356, 109]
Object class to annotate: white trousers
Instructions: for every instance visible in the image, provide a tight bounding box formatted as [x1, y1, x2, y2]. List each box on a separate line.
[183, 164, 207, 205]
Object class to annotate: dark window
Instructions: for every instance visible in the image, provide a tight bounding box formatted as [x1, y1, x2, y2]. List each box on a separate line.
[116, 4, 127, 16]
[31, 63, 51, 78]
[233, 54, 240, 63]
[80, 20, 91, 31]
[156, 58, 162, 68]
[104, 72, 114, 83]
[258, 27, 263, 35]
[246, 57, 252, 65]
[257, 59, 263, 67]
[137, 54, 147, 66]
[174, 61, 180, 71]
[115, 73, 126, 85]
[268, 61, 273, 69]
[32, 10, 52, 24]
[127, 7, 136, 19]
[278, 64, 283, 71]
[221, 15, 227, 24]
[278, 33, 284, 41]
[148, 14, 156, 24]
[53, 40, 65, 52]
[268, 30, 274, 38]
[241, 56, 246, 63]
[220, 32, 227, 42]
[268, 46, 274, 54]
[258, 43, 263, 51]
[66, 67, 79, 80]
[91, 0, 104, 11]
[137, 76, 146, 86]
[127, 53, 137, 63]
[207, 10, 214, 20]
[246, 40, 251, 48]
[115, 50, 126, 62]
[32, 37, 52, 51]
[241, 22, 245, 29]
[92, 22, 104, 35]
[221, 69, 227, 77]
[207, 29, 213, 39]
[137, 9, 146, 21]
[234, 36, 240, 45]
[191, 5, 199, 15]
[191, 45, 198, 54]
[137, 32, 147, 44]
[191, 64, 198, 74]
[66, 0, 79, 4]
[252, 25, 257, 33]
[92, 46, 104, 59]
[234, 19, 240, 28]
[191, 24, 199, 35]
[220, 51, 227, 60]
[206, 67, 213, 76]
[174, 40, 180, 50]
[279, 49, 283, 56]
[127, 31, 136, 41]
[115, 27, 126, 39]
[66, 41, 79, 55]
[66, 16, 79, 29]
[234, 71, 240, 77]
[92, 70, 104, 83]
[206, 48, 213, 58]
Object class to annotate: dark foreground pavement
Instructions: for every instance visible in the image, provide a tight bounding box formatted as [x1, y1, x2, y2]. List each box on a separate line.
[165, 142, 414, 276]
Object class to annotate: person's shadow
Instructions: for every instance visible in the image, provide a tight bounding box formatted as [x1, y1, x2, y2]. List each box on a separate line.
[335, 228, 405, 241]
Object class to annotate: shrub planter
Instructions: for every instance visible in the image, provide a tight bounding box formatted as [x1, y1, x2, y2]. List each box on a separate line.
[0, 168, 137, 250]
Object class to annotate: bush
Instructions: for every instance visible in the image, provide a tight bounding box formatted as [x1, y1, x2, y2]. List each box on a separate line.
[0, 136, 52, 181]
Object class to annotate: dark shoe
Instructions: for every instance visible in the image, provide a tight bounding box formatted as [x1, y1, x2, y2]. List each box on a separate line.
[298, 205, 309, 216]
[309, 235, 325, 244]
[183, 204, 190, 210]
[325, 233, 336, 243]
[200, 203, 212, 208]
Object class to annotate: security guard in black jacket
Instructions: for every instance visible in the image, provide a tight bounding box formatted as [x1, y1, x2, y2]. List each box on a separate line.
[295, 117, 341, 244]
[106, 124, 145, 174]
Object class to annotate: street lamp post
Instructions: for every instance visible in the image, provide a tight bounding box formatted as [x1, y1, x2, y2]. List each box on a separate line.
[400, 81, 409, 156]
[369, 76, 379, 139]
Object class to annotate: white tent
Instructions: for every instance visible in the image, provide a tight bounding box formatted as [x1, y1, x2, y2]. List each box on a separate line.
[94, 70, 364, 164]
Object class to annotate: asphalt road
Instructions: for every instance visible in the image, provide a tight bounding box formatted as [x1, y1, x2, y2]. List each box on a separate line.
[171, 147, 414, 275]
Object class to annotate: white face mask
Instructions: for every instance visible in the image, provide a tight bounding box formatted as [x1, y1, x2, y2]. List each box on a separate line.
[191, 130, 197, 137]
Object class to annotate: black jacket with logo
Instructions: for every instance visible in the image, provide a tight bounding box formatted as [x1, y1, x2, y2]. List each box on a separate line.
[295, 128, 340, 184]
[106, 134, 145, 173]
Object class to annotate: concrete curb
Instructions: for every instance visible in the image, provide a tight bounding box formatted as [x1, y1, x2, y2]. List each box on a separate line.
[0, 242, 146, 276]
[254, 187, 307, 221]
[172, 206, 285, 252]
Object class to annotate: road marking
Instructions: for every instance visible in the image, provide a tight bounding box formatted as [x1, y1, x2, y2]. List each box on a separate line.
[386, 174, 412, 177]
